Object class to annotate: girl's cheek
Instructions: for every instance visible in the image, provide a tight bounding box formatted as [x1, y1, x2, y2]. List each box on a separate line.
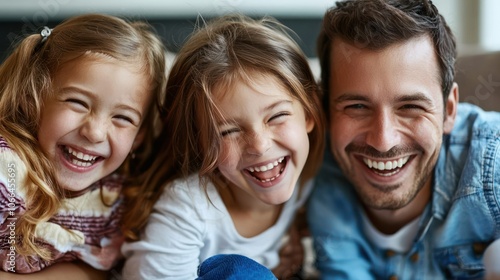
[218, 141, 236, 163]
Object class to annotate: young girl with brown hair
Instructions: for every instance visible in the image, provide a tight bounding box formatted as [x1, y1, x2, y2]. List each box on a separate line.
[122, 14, 324, 279]
[0, 13, 166, 279]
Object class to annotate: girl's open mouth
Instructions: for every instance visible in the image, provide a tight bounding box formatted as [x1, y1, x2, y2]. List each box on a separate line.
[61, 145, 102, 167]
[245, 156, 288, 183]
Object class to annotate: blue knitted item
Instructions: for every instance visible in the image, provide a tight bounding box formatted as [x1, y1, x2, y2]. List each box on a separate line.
[196, 254, 277, 280]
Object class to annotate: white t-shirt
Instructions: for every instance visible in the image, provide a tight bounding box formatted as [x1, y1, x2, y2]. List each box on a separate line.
[362, 211, 421, 253]
[484, 239, 500, 279]
[122, 174, 312, 280]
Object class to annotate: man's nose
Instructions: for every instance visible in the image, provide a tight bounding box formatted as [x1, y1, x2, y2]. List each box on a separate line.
[365, 110, 401, 153]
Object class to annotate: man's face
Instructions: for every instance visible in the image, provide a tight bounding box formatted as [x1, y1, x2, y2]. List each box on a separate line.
[328, 36, 457, 210]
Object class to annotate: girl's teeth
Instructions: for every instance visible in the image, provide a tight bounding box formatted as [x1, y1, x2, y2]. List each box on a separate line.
[71, 158, 92, 167]
[247, 157, 284, 173]
[65, 146, 98, 162]
[256, 168, 284, 183]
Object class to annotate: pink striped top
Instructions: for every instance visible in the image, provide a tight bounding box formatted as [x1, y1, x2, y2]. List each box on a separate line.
[0, 136, 125, 273]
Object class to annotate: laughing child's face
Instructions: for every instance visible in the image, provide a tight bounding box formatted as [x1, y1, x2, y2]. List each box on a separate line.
[38, 56, 151, 192]
[215, 72, 314, 206]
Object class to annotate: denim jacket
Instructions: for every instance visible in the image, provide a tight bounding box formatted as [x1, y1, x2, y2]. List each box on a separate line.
[308, 103, 500, 280]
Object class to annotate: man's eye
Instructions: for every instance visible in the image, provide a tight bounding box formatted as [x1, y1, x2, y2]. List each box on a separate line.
[345, 104, 366, 110]
[401, 104, 424, 110]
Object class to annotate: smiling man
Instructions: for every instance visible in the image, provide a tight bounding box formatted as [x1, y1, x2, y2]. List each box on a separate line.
[308, 0, 500, 279]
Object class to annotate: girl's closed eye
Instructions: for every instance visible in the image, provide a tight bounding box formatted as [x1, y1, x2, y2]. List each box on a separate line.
[268, 111, 291, 123]
[221, 127, 241, 137]
[65, 98, 89, 110]
[114, 115, 137, 126]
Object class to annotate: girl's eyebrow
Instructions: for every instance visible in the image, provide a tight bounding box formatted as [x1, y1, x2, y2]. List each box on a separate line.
[59, 86, 92, 96]
[217, 99, 293, 126]
[261, 99, 293, 113]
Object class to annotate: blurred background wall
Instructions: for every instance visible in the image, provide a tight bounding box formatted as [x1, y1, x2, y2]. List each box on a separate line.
[0, 0, 331, 61]
[1, 0, 499, 62]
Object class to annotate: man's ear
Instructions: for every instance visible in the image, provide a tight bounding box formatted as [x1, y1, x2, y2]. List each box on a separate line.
[443, 82, 459, 134]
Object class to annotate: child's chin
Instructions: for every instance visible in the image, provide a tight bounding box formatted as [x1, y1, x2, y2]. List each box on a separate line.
[56, 178, 92, 193]
[264, 189, 294, 205]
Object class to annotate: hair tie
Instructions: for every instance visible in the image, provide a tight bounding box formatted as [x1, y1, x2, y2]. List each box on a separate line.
[40, 26, 53, 43]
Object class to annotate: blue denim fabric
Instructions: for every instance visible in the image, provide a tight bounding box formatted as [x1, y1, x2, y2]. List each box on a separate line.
[196, 254, 277, 280]
[308, 103, 500, 280]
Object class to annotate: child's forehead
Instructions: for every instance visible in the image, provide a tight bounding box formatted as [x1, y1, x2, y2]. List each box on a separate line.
[57, 51, 146, 77]
[213, 71, 295, 110]
[215, 70, 285, 95]
[82, 51, 143, 70]
[52, 54, 152, 98]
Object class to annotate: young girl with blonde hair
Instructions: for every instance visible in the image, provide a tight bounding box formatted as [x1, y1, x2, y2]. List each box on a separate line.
[0, 13, 166, 279]
[122, 14, 324, 279]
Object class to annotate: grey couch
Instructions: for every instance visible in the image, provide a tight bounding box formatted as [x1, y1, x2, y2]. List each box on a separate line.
[455, 51, 500, 112]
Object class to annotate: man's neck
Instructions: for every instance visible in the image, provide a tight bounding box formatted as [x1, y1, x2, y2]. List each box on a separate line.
[364, 182, 432, 235]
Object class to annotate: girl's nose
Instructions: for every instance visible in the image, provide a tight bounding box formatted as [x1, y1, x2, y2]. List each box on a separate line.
[245, 130, 271, 156]
[79, 117, 107, 143]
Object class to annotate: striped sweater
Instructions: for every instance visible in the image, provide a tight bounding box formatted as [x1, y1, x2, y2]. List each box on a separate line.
[0, 136, 124, 273]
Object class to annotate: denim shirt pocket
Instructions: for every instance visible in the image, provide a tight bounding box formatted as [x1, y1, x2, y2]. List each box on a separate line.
[434, 243, 486, 279]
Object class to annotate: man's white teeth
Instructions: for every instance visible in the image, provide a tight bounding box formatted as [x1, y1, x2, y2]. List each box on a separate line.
[67, 147, 97, 162]
[247, 157, 285, 172]
[363, 156, 410, 171]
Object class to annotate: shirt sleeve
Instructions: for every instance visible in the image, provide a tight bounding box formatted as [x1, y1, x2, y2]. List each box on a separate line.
[307, 166, 375, 280]
[308, 201, 375, 279]
[121, 182, 206, 280]
[484, 239, 500, 279]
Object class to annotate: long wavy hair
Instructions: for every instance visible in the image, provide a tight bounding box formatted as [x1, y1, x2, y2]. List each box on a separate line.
[122, 14, 325, 240]
[0, 13, 166, 260]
